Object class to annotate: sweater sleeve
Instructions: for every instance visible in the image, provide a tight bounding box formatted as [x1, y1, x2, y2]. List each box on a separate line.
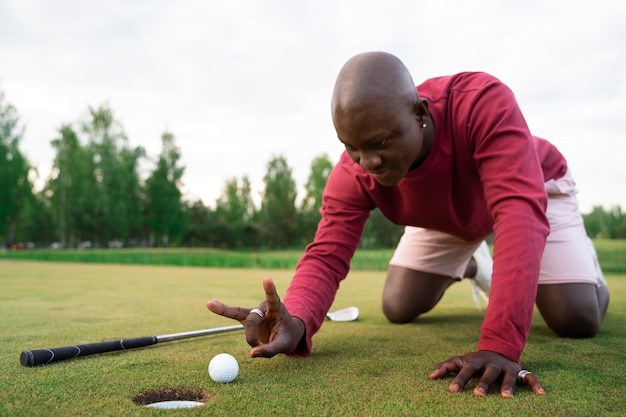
[465, 76, 550, 363]
[283, 158, 373, 355]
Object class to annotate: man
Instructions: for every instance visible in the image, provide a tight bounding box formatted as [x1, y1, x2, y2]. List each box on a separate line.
[207, 52, 609, 397]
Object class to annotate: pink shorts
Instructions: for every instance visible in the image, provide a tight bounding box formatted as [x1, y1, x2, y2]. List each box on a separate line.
[389, 170, 601, 285]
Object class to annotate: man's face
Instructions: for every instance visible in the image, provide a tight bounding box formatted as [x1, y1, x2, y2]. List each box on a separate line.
[334, 99, 427, 186]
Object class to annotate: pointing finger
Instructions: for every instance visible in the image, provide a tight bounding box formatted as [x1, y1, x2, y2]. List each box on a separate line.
[206, 299, 248, 322]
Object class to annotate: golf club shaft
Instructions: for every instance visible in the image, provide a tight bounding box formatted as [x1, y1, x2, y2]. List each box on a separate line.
[20, 324, 244, 367]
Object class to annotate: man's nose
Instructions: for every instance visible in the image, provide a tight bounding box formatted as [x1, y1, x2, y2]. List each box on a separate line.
[359, 151, 382, 172]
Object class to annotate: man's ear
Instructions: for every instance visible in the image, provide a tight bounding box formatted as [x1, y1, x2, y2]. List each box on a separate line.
[413, 99, 429, 123]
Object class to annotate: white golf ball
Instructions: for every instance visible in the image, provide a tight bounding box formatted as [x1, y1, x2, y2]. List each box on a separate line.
[208, 353, 239, 383]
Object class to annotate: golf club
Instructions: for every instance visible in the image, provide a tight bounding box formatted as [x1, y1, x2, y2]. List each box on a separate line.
[20, 306, 359, 367]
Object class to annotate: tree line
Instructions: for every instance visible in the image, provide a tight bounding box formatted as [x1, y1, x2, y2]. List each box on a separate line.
[0, 91, 402, 250]
[2, 91, 624, 251]
[584, 206, 626, 239]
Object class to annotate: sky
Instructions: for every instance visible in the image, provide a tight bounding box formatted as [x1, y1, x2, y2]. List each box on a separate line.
[1, 0, 625, 213]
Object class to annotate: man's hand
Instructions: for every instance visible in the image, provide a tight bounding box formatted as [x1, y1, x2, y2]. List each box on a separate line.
[429, 351, 546, 397]
[206, 277, 305, 358]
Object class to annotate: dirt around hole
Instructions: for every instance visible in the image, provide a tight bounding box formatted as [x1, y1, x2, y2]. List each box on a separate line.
[132, 387, 213, 406]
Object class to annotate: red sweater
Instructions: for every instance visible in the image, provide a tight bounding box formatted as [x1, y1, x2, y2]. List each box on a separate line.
[284, 72, 567, 364]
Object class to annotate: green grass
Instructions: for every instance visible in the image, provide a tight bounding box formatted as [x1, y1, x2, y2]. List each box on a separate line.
[2, 238, 625, 273]
[0, 246, 400, 271]
[592, 239, 626, 274]
[0, 261, 624, 416]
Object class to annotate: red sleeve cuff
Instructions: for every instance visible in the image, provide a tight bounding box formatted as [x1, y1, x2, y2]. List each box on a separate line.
[477, 337, 522, 365]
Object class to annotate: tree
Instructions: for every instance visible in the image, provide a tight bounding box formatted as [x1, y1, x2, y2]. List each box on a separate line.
[584, 206, 608, 239]
[14, 190, 56, 246]
[258, 155, 298, 248]
[360, 209, 404, 248]
[214, 176, 257, 247]
[47, 124, 94, 247]
[81, 103, 145, 245]
[183, 199, 215, 247]
[0, 90, 32, 245]
[584, 205, 626, 239]
[145, 131, 187, 246]
[299, 154, 334, 242]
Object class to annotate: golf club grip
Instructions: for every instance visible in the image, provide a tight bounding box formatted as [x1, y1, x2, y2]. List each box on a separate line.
[20, 336, 157, 367]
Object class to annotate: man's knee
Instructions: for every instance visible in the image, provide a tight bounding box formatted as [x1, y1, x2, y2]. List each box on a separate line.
[382, 298, 423, 324]
[382, 266, 454, 324]
[547, 310, 600, 338]
[536, 283, 602, 339]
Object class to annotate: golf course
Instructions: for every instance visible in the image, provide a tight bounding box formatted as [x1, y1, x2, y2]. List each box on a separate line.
[1, 245, 624, 416]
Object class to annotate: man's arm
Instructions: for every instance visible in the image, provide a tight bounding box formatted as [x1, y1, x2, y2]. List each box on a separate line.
[283, 156, 374, 355]
[468, 76, 550, 363]
[430, 74, 549, 397]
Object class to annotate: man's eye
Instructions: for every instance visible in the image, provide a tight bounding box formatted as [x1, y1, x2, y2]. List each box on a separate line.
[379, 138, 390, 147]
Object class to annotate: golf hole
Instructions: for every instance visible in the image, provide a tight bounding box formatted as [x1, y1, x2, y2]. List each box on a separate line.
[132, 387, 212, 409]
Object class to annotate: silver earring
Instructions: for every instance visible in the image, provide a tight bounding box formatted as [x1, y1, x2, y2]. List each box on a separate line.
[422, 123, 427, 128]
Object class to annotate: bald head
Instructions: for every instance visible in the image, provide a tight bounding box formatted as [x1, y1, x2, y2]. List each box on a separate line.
[331, 52, 418, 120]
[330, 53, 433, 185]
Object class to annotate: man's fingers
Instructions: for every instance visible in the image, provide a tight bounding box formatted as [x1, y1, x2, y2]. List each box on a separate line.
[525, 373, 546, 395]
[262, 277, 281, 312]
[449, 364, 477, 393]
[250, 344, 277, 358]
[250, 335, 292, 358]
[244, 306, 267, 347]
[208, 278, 299, 361]
[206, 299, 249, 321]
[429, 352, 546, 397]
[473, 366, 501, 397]
[429, 357, 463, 380]
[500, 370, 518, 398]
